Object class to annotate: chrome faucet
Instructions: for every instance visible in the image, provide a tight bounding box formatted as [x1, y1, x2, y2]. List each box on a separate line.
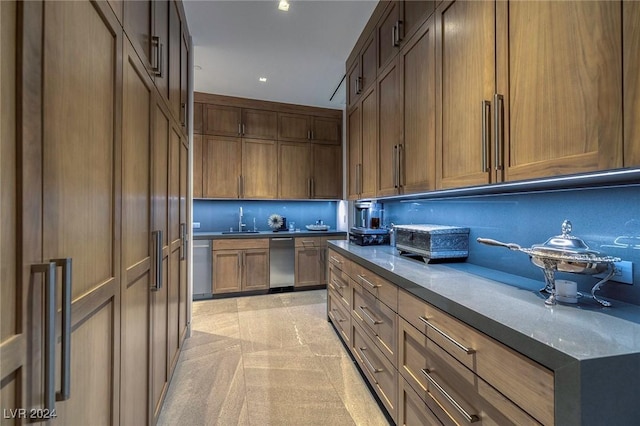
[238, 207, 246, 231]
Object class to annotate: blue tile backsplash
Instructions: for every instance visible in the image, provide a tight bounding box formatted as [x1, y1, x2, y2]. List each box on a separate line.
[382, 184, 640, 305]
[194, 200, 338, 232]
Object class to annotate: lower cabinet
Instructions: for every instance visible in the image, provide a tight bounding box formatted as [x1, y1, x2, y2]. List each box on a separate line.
[295, 237, 326, 287]
[327, 249, 555, 426]
[212, 239, 269, 294]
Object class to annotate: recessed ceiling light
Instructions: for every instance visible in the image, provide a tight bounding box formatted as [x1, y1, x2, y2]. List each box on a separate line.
[259, 77, 267, 82]
[278, 0, 289, 12]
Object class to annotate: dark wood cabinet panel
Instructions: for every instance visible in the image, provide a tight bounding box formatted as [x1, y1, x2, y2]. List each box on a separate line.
[204, 104, 241, 136]
[278, 142, 312, 199]
[378, 1, 400, 72]
[279, 112, 311, 142]
[313, 116, 341, 145]
[203, 135, 241, 198]
[377, 58, 401, 197]
[624, 1, 640, 166]
[242, 138, 278, 199]
[313, 144, 342, 199]
[242, 108, 277, 139]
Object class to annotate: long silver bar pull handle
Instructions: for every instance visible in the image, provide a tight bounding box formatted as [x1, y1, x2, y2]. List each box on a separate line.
[481, 100, 490, 172]
[152, 230, 163, 291]
[494, 93, 504, 172]
[32, 263, 57, 412]
[180, 223, 187, 261]
[393, 145, 398, 188]
[419, 316, 475, 354]
[398, 144, 404, 187]
[151, 36, 160, 75]
[422, 369, 479, 423]
[51, 258, 72, 401]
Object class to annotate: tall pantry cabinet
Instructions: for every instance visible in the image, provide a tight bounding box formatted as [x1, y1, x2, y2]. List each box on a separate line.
[0, 1, 191, 425]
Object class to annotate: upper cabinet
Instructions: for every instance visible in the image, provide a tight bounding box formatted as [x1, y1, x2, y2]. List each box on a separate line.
[347, 30, 377, 108]
[124, 0, 189, 135]
[623, 1, 640, 167]
[378, 1, 435, 72]
[497, 1, 623, 182]
[278, 113, 341, 144]
[194, 93, 343, 200]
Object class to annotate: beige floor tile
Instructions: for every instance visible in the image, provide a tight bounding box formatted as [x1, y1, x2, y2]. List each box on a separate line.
[159, 290, 389, 426]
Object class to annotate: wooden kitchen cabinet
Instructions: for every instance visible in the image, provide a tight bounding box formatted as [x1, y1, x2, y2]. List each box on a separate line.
[624, 1, 640, 167]
[203, 104, 242, 136]
[294, 237, 326, 287]
[377, 57, 402, 197]
[348, 85, 378, 200]
[435, 0, 495, 189]
[203, 135, 241, 198]
[399, 15, 436, 194]
[278, 113, 341, 145]
[278, 142, 312, 199]
[348, 29, 377, 108]
[193, 102, 204, 133]
[212, 239, 269, 294]
[436, 0, 623, 190]
[242, 138, 278, 199]
[312, 144, 342, 199]
[241, 108, 278, 139]
[193, 133, 203, 197]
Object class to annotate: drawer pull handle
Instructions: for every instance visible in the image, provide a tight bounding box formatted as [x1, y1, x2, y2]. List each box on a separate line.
[302, 240, 315, 245]
[422, 369, 479, 423]
[419, 316, 475, 355]
[359, 306, 383, 325]
[330, 278, 345, 290]
[330, 256, 343, 264]
[332, 309, 346, 323]
[358, 274, 380, 289]
[358, 346, 382, 378]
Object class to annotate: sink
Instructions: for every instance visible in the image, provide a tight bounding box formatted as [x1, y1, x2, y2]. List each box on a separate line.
[221, 230, 260, 234]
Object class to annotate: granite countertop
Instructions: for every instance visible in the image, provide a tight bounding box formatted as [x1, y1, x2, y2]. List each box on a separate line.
[327, 241, 640, 369]
[194, 229, 347, 240]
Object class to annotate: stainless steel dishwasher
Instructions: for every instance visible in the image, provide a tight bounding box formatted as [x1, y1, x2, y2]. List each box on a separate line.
[193, 240, 213, 299]
[270, 237, 295, 289]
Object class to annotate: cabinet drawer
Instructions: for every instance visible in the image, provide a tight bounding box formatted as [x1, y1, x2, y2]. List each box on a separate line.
[351, 263, 398, 311]
[213, 238, 268, 250]
[295, 236, 323, 248]
[398, 291, 553, 425]
[398, 375, 443, 426]
[351, 321, 398, 423]
[328, 288, 351, 344]
[398, 318, 540, 425]
[352, 281, 397, 366]
[328, 249, 348, 270]
[328, 264, 350, 308]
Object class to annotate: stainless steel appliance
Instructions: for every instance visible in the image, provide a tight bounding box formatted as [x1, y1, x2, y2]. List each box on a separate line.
[270, 237, 294, 289]
[351, 201, 389, 245]
[193, 240, 213, 300]
[395, 224, 470, 262]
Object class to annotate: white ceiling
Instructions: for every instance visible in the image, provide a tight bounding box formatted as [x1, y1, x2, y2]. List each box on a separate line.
[184, 0, 378, 109]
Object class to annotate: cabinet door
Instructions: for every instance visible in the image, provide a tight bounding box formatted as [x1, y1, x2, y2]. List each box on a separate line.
[278, 142, 312, 199]
[347, 59, 360, 108]
[378, 1, 400, 71]
[243, 249, 270, 291]
[624, 1, 640, 167]
[204, 104, 241, 136]
[312, 116, 341, 145]
[192, 134, 203, 198]
[377, 58, 401, 197]
[180, 30, 189, 131]
[151, 98, 171, 423]
[347, 104, 361, 199]
[121, 40, 154, 426]
[242, 108, 277, 139]
[278, 112, 311, 142]
[436, 0, 495, 189]
[361, 86, 378, 199]
[168, 0, 181, 119]
[361, 30, 377, 95]
[400, 15, 436, 194]
[179, 137, 189, 343]
[193, 102, 204, 133]
[1, 0, 26, 416]
[124, 0, 152, 69]
[401, 1, 435, 43]
[153, 0, 170, 101]
[499, 1, 622, 181]
[42, 2, 121, 422]
[203, 135, 241, 198]
[295, 248, 323, 287]
[313, 144, 342, 199]
[242, 138, 278, 199]
[213, 250, 242, 293]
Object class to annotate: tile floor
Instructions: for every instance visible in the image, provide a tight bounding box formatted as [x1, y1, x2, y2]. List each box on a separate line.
[157, 290, 390, 426]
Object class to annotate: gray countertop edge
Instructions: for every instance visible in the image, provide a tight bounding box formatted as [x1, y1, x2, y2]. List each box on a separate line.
[326, 241, 640, 370]
[194, 230, 347, 240]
